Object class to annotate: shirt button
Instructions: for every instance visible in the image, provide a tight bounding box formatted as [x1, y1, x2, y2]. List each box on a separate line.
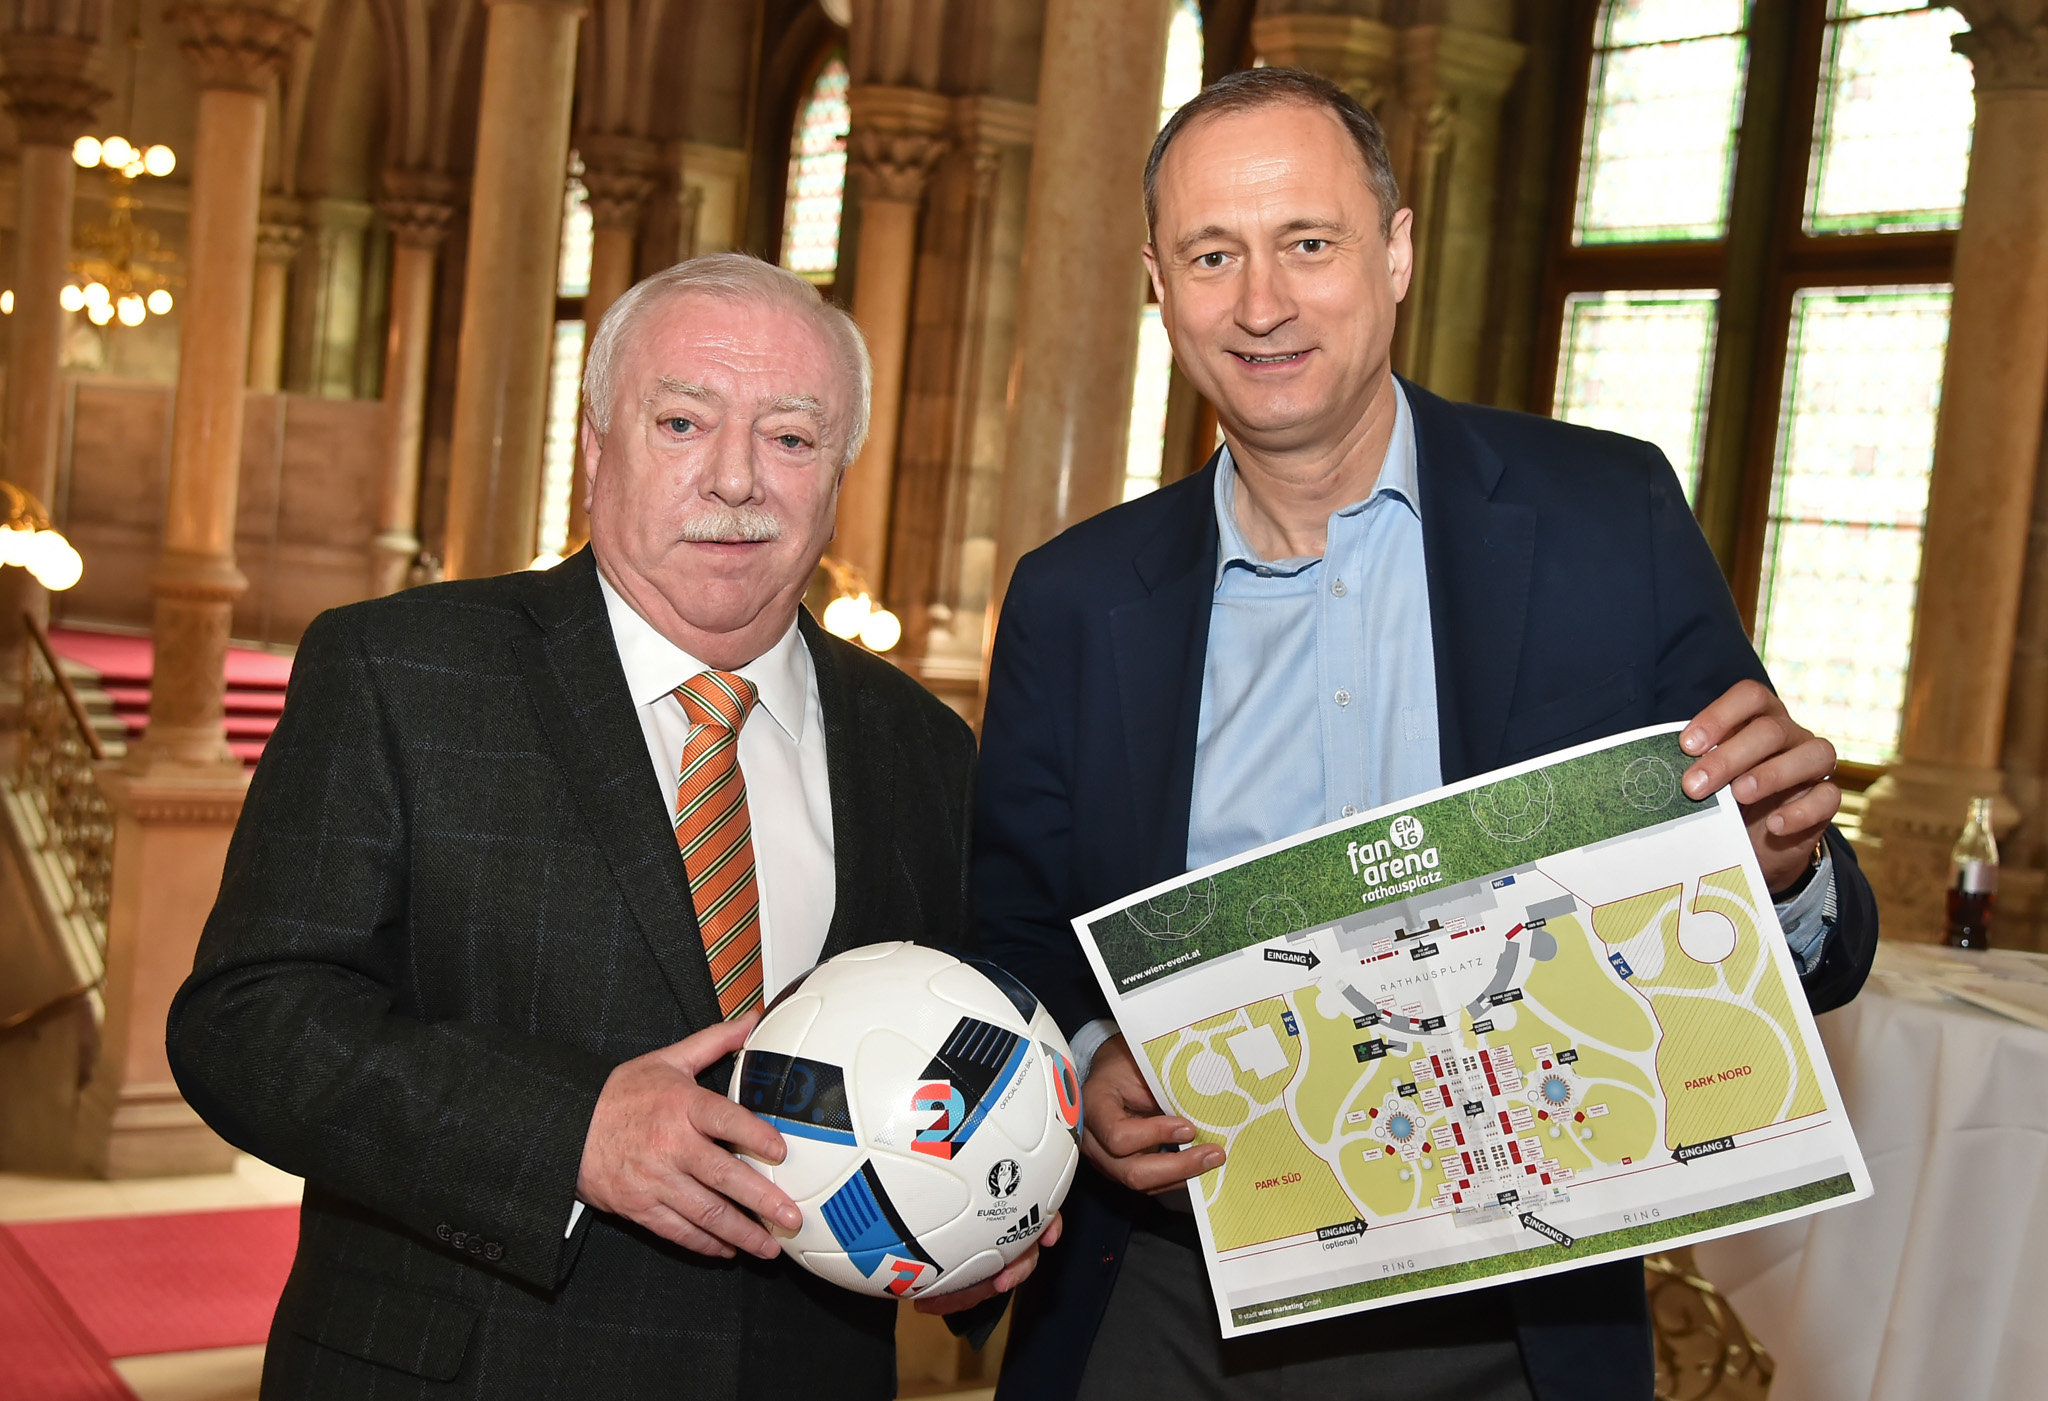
[1332, 579, 1347, 597]
[1335, 689, 1351, 707]
[1342, 804, 1358, 817]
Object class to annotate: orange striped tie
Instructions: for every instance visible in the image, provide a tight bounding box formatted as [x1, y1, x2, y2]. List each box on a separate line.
[673, 671, 763, 1018]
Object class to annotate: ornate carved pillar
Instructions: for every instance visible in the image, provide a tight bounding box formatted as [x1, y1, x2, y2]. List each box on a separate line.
[988, 0, 1174, 626]
[247, 197, 302, 392]
[1384, 25, 1524, 396]
[369, 171, 457, 597]
[442, 0, 585, 579]
[838, 84, 948, 592]
[0, 25, 108, 722]
[566, 132, 657, 555]
[1249, 10, 1396, 108]
[134, 0, 305, 774]
[1862, 5, 2048, 939]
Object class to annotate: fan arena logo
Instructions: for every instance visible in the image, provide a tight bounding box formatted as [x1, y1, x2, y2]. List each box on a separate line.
[1347, 814, 1442, 894]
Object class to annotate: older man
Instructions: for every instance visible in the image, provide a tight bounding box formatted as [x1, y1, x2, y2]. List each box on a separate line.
[170, 254, 1036, 1399]
[976, 70, 1877, 1400]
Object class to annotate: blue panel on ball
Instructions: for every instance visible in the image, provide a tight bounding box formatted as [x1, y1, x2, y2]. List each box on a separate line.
[820, 1162, 937, 1280]
[736, 1049, 855, 1144]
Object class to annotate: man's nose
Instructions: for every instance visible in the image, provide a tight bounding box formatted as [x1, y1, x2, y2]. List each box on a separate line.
[1236, 255, 1297, 336]
[705, 431, 760, 504]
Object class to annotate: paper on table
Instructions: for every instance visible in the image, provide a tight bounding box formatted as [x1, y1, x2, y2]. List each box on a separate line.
[1071, 724, 1871, 1337]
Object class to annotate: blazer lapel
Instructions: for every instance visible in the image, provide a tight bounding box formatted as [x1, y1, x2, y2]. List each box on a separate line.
[804, 612, 876, 964]
[513, 549, 727, 1030]
[1407, 377, 1536, 785]
[1111, 458, 1222, 884]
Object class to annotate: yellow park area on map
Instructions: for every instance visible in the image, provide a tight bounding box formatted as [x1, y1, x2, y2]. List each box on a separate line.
[1141, 864, 1826, 1254]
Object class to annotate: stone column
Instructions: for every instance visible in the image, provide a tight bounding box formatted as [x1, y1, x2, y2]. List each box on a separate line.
[839, 85, 949, 593]
[566, 133, 656, 555]
[247, 199, 302, 392]
[1249, 9, 1397, 109]
[133, 0, 305, 774]
[1861, 4, 2048, 939]
[0, 28, 108, 722]
[988, 0, 1173, 621]
[368, 171, 456, 596]
[442, 0, 584, 579]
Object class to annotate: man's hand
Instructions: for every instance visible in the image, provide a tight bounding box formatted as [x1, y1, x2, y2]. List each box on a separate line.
[577, 1015, 800, 1260]
[913, 1213, 1065, 1316]
[1681, 680, 1840, 895]
[1080, 1033, 1223, 1193]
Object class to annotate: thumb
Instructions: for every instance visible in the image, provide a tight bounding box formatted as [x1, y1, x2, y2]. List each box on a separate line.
[663, 1012, 759, 1074]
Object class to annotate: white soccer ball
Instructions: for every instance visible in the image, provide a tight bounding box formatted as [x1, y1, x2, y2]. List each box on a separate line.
[730, 941, 1083, 1299]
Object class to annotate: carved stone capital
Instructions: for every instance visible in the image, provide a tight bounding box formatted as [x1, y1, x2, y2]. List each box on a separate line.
[1249, 13, 1398, 111]
[577, 133, 661, 229]
[1952, 3, 2048, 91]
[254, 220, 303, 264]
[0, 33, 109, 145]
[847, 83, 951, 204]
[167, 1, 309, 93]
[377, 168, 459, 248]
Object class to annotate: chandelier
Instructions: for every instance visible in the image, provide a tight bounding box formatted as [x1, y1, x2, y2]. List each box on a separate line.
[61, 134, 180, 328]
[0, 483, 84, 591]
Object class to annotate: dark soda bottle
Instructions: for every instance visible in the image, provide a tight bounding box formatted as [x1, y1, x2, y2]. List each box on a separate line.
[1943, 796, 1997, 950]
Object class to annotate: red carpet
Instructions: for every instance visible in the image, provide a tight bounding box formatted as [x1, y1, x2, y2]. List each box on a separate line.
[45, 626, 294, 767]
[5, 1205, 299, 1359]
[0, 1228, 135, 1399]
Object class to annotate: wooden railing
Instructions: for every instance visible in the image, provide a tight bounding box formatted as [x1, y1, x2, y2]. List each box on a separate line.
[14, 612, 112, 951]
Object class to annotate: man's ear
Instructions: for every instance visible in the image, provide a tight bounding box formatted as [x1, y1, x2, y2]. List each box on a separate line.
[579, 412, 601, 511]
[1384, 208, 1417, 304]
[1142, 242, 1165, 304]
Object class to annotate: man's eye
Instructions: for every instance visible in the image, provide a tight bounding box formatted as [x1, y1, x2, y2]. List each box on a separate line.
[777, 434, 809, 450]
[1298, 239, 1327, 254]
[663, 416, 695, 434]
[1197, 251, 1228, 269]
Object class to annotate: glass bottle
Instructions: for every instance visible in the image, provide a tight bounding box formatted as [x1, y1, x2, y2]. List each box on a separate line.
[1943, 796, 1998, 950]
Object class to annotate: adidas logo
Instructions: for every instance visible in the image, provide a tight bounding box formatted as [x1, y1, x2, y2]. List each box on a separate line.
[994, 1204, 1043, 1245]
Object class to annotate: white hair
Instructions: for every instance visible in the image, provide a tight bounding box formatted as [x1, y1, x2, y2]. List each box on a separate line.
[581, 252, 873, 469]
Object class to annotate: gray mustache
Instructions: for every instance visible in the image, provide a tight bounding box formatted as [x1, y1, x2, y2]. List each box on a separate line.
[678, 507, 783, 542]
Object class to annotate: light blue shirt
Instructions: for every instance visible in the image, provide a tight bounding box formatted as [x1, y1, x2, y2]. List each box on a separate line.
[1070, 382, 1833, 1079]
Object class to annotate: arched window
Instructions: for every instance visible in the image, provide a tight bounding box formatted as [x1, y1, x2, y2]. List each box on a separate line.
[1123, 0, 1205, 502]
[535, 157, 593, 566]
[782, 53, 852, 284]
[1544, 0, 1975, 774]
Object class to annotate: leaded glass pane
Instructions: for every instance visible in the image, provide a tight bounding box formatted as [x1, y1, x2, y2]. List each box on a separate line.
[558, 166, 592, 299]
[781, 55, 851, 282]
[1756, 285, 1951, 764]
[1573, 1, 1750, 245]
[535, 319, 587, 563]
[1125, 306, 1175, 502]
[1160, 0, 1204, 129]
[1553, 289, 1718, 502]
[1805, 3, 1973, 234]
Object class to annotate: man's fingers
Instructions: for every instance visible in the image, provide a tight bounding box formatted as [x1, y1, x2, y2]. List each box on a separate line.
[661, 1014, 758, 1075]
[1762, 781, 1840, 837]
[1088, 1100, 1196, 1159]
[1683, 713, 1798, 801]
[1680, 679, 1777, 756]
[911, 1214, 1063, 1316]
[1083, 1130, 1223, 1192]
[669, 1173, 784, 1259]
[689, 1089, 789, 1168]
[636, 1200, 735, 1259]
[677, 1125, 802, 1232]
[1731, 738, 1837, 814]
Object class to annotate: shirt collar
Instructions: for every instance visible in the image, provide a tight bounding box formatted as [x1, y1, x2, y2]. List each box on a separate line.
[596, 566, 812, 744]
[1213, 378, 1421, 586]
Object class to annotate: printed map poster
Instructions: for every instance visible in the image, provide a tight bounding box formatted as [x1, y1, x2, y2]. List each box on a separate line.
[1072, 724, 1870, 1337]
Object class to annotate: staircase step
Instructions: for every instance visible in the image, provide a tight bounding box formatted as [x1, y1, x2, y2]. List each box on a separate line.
[45, 625, 293, 769]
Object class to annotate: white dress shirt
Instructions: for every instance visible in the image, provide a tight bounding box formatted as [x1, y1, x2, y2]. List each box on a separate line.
[597, 569, 837, 1000]
[571, 575, 838, 1236]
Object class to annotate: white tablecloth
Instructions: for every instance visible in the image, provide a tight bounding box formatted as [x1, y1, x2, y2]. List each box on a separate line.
[1693, 944, 2048, 1401]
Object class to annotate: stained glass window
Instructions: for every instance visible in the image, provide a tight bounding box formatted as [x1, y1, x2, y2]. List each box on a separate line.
[1574, 1, 1750, 244]
[1125, 0, 1205, 502]
[781, 54, 852, 283]
[1755, 285, 1951, 764]
[1805, 2, 1973, 235]
[1553, 290, 1719, 501]
[558, 158, 592, 299]
[535, 319, 587, 563]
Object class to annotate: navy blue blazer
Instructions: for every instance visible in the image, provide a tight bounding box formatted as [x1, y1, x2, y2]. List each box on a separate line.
[974, 378, 1878, 1401]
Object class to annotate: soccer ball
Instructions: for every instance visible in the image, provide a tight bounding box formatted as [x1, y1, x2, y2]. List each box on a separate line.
[730, 941, 1083, 1299]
